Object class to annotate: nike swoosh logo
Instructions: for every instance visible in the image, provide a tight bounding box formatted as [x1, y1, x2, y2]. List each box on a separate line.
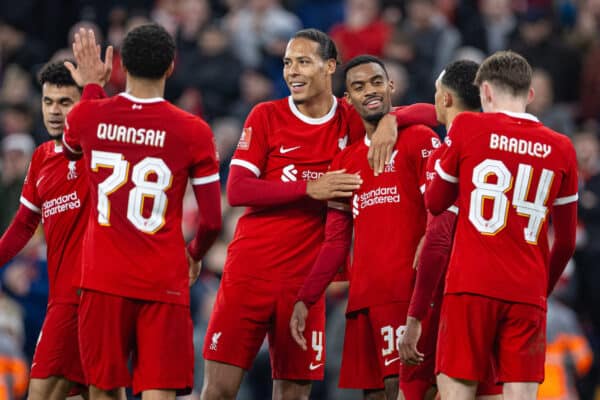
[309, 362, 323, 371]
[384, 357, 400, 366]
[280, 145, 301, 154]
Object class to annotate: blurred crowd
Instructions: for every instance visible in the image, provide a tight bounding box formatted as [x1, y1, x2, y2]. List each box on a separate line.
[0, 0, 600, 398]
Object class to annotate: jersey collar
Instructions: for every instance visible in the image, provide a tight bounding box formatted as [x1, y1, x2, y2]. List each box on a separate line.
[497, 110, 539, 122]
[287, 95, 338, 125]
[119, 92, 165, 103]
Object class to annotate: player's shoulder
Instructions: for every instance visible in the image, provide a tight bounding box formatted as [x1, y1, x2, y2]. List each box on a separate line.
[33, 140, 56, 159]
[332, 136, 365, 166]
[452, 111, 482, 128]
[399, 123, 438, 137]
[398, 124, 441, 150]
[250, 98, 288, 115]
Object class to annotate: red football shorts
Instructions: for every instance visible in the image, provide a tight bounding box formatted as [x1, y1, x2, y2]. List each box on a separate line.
[78, 289, 193, 395]
[436, 293, 546, 384]
[203, 276, 326, 380]
[339, 302, 409, 389]
[400, 301, 502, 399]
[30, 303, 85, 386]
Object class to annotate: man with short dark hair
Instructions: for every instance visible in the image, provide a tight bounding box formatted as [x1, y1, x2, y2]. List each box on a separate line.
[0, 55, 111, 400]
[399, 60, 502, 400]
[426, 50, 578, 400]
[290, 54, 438, 400]
[201, 29, 437, 400]
[62, 25, 223, 400]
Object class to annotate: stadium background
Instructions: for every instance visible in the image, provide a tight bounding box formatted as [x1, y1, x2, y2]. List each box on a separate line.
[0, 0, 599, 398]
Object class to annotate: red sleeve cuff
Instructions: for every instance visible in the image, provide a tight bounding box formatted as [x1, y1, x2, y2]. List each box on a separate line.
[82, 84, 108, 100]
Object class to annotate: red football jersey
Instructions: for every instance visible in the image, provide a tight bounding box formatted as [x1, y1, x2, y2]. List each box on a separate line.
[330, 125, 439, 312]
[434, 111, 579, 308]
[225, 96, 365, 283]
[63, 92, 219, 305]
[20, 141, 89, 305]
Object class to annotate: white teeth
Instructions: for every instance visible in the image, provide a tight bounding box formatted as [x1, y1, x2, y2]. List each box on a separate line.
[291, 83, 305, 87]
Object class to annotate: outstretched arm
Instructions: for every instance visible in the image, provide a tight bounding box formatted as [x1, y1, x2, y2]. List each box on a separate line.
[227, 165, 362, 207]
[0, 205, 41, 267]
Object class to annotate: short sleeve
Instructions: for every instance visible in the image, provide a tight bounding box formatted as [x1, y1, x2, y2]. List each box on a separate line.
[62, 102, 85, 155]
[20, 148, 42, 213]
[229, 103, 270, 177]
[408, 126, 441, 194]
[553, 138, 579, 206]
[189, 119, 220, 185]
[435, 114, 468, 184]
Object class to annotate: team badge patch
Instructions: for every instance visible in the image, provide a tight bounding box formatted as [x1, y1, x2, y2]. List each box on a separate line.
[237, 127, 252, 150]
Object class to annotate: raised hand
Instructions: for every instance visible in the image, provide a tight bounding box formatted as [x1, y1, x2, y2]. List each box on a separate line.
[64, 28, 113, 87]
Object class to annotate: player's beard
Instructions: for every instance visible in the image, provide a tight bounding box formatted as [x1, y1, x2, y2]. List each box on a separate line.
[363, 111, 386, 124]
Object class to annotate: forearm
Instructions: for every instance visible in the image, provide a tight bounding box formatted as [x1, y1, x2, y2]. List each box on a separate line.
[187, 181, 222, 261]
[548, 203, 577, 294]
[425, 176, 458, 215]
[297, 209, 352, 307]
[226, 165, 307, 207]
[0, 206, 41, 266]
[392, 103, 438, 128]
[408, 211, 456, 320]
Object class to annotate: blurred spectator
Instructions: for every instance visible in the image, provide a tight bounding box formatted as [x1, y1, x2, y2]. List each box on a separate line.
[0, 133, 34, 232]
[397, 0, 461, 102]
[225, 0, 301, 69]
[174, 24, 243, 120]
[538, 296, 593, 400]
[0, 256, 49, 361]
[292, 0, 344, 33]
[0, 296, 28, 400]
[511, 7, 581, 104]
[383, 59, 409, 105]
[572, 131, 600, 399]
[230, 68, 274, 121]
[460, 0, 518, 54]
[0, 20, 46, 74]
[527, 68, 576, 136]
[329, 0, 392, 62]
[176, 0, 214, 54]
[0, 65, 34, 109]
[150, 0, 180, 37]
[225, 0, 301, 96]
[578, 40, 600, 121]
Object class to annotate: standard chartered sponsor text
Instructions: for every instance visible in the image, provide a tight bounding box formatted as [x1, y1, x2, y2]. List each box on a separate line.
[359, 186, 400, 208]
[42, 192, 81, 219]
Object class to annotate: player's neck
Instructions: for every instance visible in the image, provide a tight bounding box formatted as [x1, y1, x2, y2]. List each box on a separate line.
[125, 77, 165, 99]
[364, 122, 377, 140]
[295, 92, 334, 119]
[484, 96, 528, 114]
[445, 108, 462, 126]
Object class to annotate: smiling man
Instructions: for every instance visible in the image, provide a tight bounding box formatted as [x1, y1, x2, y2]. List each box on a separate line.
[290, 54, 439, 400]
[201, 30, 437, 400]
[0, 60, 93, 400]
